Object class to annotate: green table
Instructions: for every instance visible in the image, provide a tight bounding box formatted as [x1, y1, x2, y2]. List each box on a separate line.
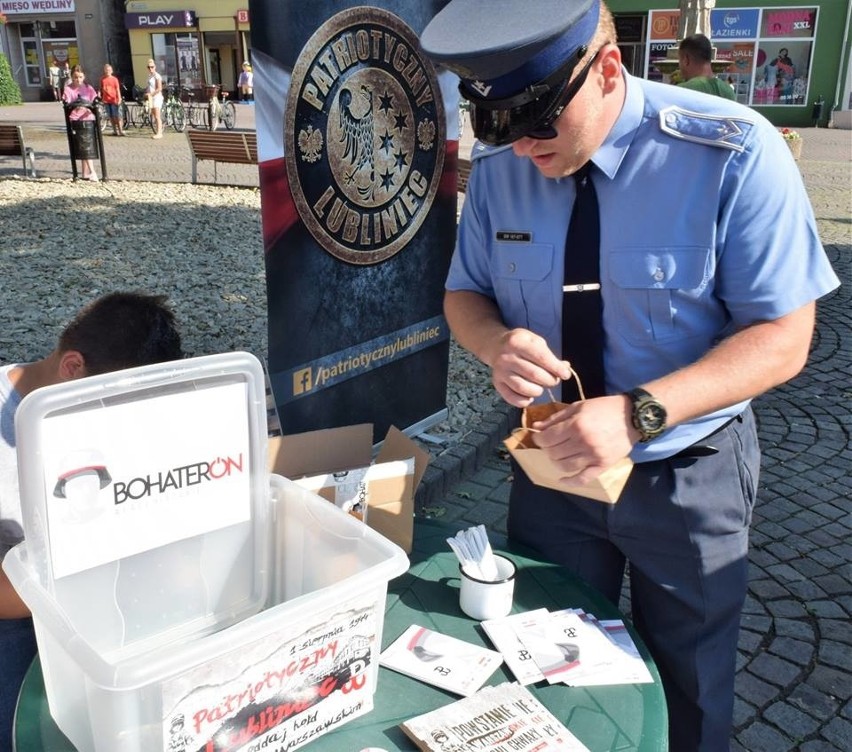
[16, 519, 667, 751]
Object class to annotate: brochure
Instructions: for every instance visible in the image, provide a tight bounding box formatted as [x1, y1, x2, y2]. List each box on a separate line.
[510, 609, 653, 687]
[400, 682, 590, 751]
[481, 609, 548, 685]
[379, 625, 503, 696]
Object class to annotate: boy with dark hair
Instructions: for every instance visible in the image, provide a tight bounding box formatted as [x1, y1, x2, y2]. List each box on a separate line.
[0, 291, 182, 750]
[57, 291, 182, 375]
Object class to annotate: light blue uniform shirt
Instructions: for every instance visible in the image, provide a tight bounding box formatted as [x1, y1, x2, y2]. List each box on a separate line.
[449, 72, 840, 462]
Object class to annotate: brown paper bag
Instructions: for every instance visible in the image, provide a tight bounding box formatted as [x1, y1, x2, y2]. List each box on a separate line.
[503, 400, 633, 504]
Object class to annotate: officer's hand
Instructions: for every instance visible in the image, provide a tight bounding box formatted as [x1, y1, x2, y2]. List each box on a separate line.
[490, 328, 572, 408]
[529, 395, 636, 483]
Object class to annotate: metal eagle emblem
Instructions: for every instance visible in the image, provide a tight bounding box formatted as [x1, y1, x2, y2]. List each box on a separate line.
[286, 7, 446, 265]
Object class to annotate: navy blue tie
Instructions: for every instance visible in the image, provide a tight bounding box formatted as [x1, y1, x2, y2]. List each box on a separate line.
[561, 162, 605, 401]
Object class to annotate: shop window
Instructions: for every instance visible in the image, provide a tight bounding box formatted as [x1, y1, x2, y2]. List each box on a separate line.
[642, 6, 817, 107]
[615, 15, 647, 78]
[151, 33, 203, 92]
[22, 39, 43, 87]
[615, 15, 645, 44]
[43, 41, 77, 71]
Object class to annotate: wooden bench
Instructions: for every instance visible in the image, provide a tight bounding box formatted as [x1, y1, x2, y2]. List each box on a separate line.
[185, 129, 258, 184]
[0, 124, 36, 178]
[458, 156, 472, 193]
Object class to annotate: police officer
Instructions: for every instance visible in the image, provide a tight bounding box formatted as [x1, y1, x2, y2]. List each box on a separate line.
[420, 1, 839, 750]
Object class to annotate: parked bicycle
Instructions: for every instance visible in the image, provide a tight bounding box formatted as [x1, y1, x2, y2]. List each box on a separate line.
[206, 86, 237, 131]
[123, 85, 156, 133]
[161, 86, 186, 132]
[181, 87, 210, 129]
[94, 99, 128, 134]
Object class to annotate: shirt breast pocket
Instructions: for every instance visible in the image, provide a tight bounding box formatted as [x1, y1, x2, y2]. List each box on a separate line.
[609, 247, 712, 345]
[492, 242, 557, 334]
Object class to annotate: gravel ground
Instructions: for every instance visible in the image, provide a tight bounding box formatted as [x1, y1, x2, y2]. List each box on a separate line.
[0, 177, 500, 449]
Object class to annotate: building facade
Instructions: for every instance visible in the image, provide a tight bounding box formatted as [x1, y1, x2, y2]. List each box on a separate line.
[0, 0, 250, 101]
[608, 0, 852, 127]
[2, 1, 850, 127]
[123, 1, 250, 100]
[0, 0, 127, 99]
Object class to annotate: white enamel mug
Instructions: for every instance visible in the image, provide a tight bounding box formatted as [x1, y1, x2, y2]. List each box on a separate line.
[459, 554, 516, 621]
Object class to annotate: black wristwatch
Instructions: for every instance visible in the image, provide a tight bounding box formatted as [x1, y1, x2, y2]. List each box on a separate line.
[626, 388, 668, 443]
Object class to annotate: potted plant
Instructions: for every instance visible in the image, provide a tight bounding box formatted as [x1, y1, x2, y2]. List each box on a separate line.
[779, 127, 802, 160]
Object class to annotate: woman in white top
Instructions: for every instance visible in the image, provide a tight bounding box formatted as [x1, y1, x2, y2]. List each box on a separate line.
[146, 59, 164, 139]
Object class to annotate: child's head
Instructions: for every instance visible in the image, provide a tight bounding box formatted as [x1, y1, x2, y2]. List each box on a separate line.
[103, 64, 113, 76]
[58, 292, 183, 375]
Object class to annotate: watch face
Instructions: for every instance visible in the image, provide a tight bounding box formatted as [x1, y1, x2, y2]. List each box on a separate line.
[639, 402, 666, 431]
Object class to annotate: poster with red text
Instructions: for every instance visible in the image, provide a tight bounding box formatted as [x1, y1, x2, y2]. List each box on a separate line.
[162, 595, 379, 752]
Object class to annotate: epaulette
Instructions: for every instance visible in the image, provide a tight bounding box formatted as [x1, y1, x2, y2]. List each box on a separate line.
[470, 141, 514, 162]
[659, 106, 754, 152]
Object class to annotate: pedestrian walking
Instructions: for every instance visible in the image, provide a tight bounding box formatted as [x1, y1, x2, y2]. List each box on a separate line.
[57, 61, 71, 94]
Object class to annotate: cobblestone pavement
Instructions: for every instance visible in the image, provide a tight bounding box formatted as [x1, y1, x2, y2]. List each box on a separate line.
[2, 102, 850, 751]
[0, 101, 259, 185]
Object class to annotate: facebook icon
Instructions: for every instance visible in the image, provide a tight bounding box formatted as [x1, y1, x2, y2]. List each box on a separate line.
[293, 368, 312, 395]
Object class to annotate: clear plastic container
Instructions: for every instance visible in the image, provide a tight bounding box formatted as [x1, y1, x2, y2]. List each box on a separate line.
[4, 477, 409, 752]
[12, 352, 271, 655]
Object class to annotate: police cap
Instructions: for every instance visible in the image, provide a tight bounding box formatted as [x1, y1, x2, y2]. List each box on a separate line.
[420, 0, 600, 101]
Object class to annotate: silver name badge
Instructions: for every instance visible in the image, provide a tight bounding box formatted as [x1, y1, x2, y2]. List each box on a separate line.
[495, 231, 532, 242]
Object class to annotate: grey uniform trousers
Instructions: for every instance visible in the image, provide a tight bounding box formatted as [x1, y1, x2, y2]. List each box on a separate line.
[508, 407, 759, 752]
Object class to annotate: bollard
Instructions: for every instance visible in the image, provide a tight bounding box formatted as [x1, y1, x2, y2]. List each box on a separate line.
[811, 95, 825, 128]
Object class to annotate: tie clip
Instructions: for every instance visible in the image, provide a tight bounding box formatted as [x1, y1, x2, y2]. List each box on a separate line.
[563, 283, 601, 293]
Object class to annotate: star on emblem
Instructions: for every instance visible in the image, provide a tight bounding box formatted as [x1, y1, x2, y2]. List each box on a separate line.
[470, 80, 492, 97]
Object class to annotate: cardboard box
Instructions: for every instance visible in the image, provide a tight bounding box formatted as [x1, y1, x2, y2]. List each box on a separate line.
[504, 402, 633, 504]
[268, 424, 429, 553]
[291, 457, 415, 524]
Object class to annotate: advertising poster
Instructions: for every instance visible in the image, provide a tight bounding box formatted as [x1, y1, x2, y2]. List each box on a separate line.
[162, 597, 380, 752]
[755, 39, 814, 105]
[42, 40, 73, 67]
[248, 0, 458, 442]
[646, 6, 817, 108]
[761, 7, 817, 38]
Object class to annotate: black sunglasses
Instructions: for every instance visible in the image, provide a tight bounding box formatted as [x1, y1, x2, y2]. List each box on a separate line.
[463, 47, 602, 147]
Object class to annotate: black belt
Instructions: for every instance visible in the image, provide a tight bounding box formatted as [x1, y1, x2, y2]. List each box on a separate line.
[671, 413, 742, 459]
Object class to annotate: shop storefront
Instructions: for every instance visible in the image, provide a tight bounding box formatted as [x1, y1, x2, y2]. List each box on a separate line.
[0, 1, 79, 100]
[1, 0, 127, 102]
[125, 2, 251, 99]
[608, 1, 851, 128]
